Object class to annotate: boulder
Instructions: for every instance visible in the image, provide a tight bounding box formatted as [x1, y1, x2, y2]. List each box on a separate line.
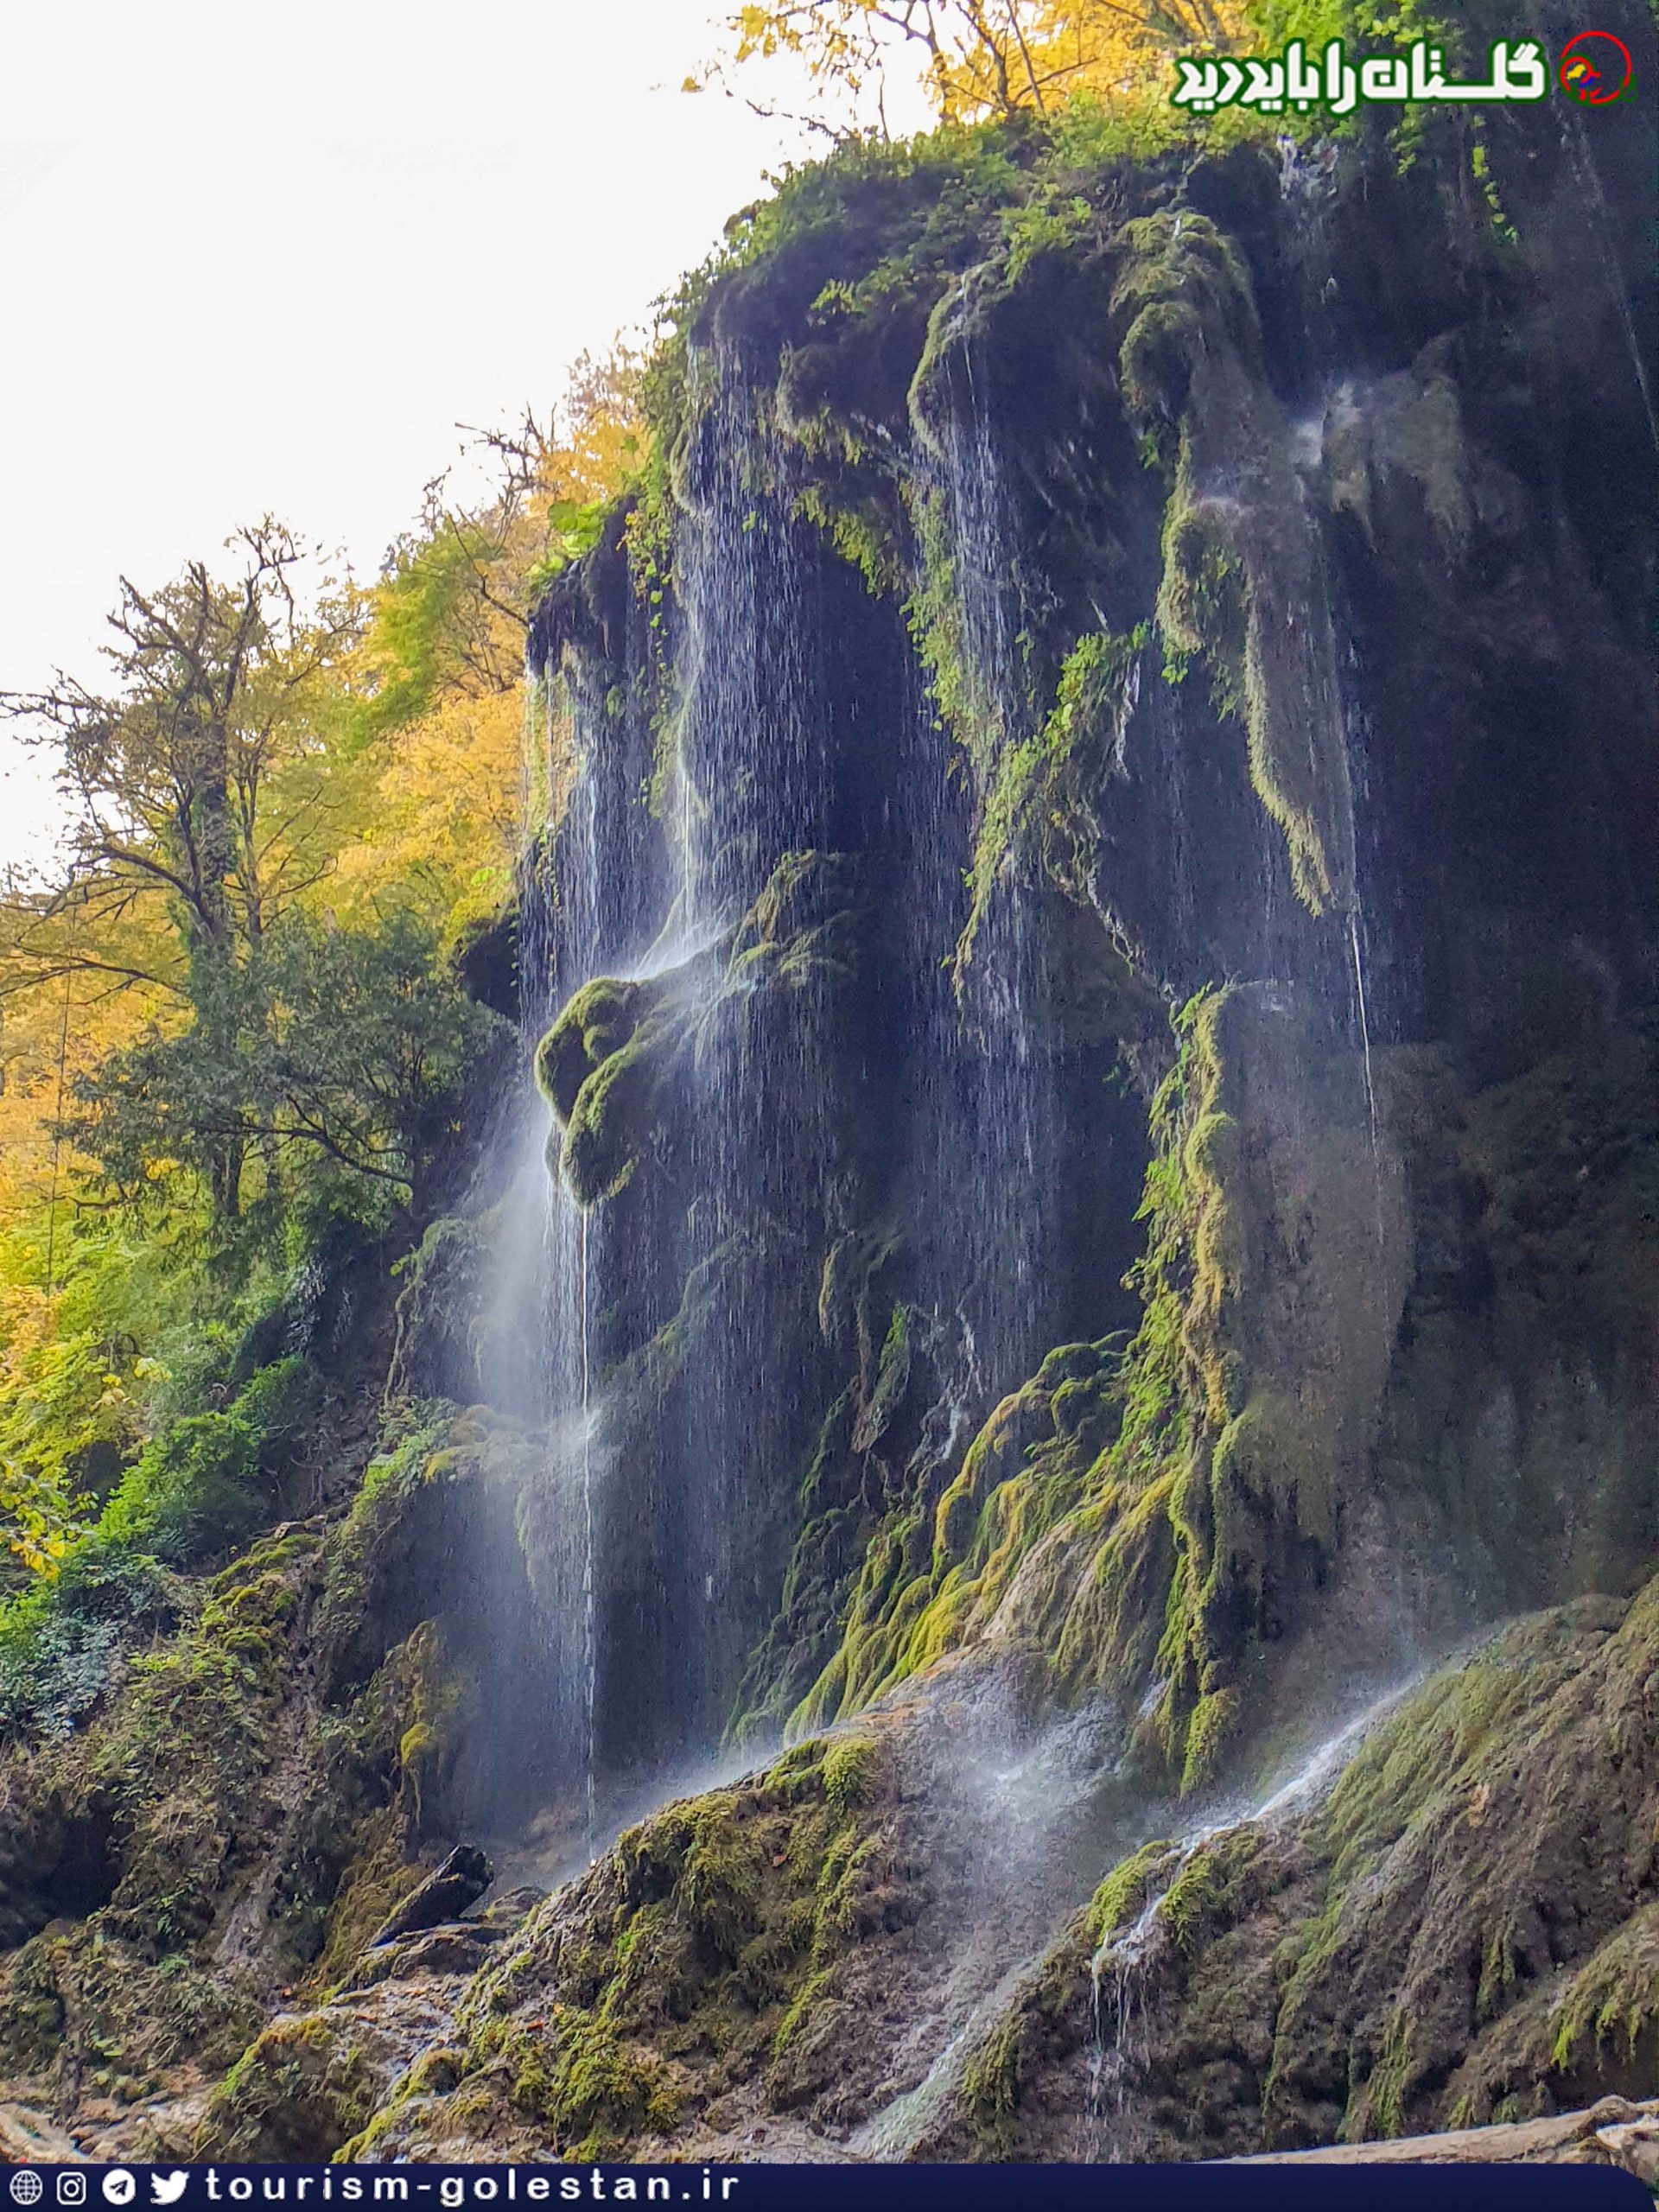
[368, 1845, 493, 1946]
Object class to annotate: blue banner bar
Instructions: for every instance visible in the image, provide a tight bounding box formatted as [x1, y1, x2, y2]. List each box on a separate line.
[2, 2166, 1649, 2211]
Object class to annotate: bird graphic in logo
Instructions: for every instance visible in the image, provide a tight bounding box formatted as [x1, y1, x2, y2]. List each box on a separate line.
[1559, 31, 1635, 103]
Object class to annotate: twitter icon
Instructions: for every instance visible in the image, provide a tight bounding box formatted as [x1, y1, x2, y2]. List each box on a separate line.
[149, 2180, 189, 2207]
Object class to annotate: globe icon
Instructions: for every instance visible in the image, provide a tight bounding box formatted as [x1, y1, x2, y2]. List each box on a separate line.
[10, 2172, 44, 2206]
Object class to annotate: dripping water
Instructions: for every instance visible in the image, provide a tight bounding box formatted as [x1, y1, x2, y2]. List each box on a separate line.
[1086, 1886, 1168, 2161]
[1084, 1671, 1421, 2159]
[853, 1952, 1042, 2160]
[920, 336, 1061, 1396]
[1350, 906, 1387, 1255]
[1552, 91, 1658, 454]
[577, 1205, 598, 1859]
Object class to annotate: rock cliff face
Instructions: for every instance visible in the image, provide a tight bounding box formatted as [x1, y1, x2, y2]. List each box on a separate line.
[505, 15, 1656, 1809]
[2, 5, 1656, 2163]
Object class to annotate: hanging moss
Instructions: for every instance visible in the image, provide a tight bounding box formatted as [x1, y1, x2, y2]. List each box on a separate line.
[956, 626, 1148, 981]
[727, 849, 862, 995]
[783, 979, 1366, 1794]
[1115, 207, 1355, 915]
[1089, 1839, 1183, 1946]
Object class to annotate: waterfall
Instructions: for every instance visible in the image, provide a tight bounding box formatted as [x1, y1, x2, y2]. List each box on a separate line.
[665, 355, 838, 1732]
[674, 359, 826, 921]
[851, 1951, 1041, 2160]
[1086, 1887, 1167, 2161]
[919, 347, 1065, 1400]
[576, 1205, 597, 1858]
[1554, 98, 1658, 454]
[470, 632, 659, 1856]
[1349, 908, 1386, 1247]
[1084, 1673, 1422, 2159]
[488, 349, 848, 1804]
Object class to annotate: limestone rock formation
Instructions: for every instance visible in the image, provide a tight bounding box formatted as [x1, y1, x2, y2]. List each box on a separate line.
[2, 4, 1656, 2166]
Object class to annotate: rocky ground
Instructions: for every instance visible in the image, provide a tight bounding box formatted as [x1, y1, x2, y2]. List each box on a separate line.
[10, 1585, 1659, 2169]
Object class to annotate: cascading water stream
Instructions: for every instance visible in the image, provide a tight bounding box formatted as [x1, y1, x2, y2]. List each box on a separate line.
[917, 339, 1065, 1399]
[1279, 150, 1395, 1243]
[1544, 74, 1657, 454]
[1086, 1887, 1168, 2159]
[477, 639, 654, 1859]
[1349, 907, 1386, 1249]
[1084, 1673, 1422, 2160]
[577, 1205, 597, 1858]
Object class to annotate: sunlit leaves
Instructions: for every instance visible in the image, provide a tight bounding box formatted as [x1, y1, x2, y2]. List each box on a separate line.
[709, 1, 1250, 130]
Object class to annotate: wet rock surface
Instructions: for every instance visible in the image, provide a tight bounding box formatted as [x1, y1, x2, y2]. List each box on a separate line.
[2, 13, 1656, 2167]
[368, 1846, 494, 1947]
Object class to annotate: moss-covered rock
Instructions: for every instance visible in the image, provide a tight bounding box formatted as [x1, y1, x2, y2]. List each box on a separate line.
[337, 1732, 925, 2160]
[914, 1578, 1659, 2158]
[536, 973, 688, 1206]
[0, 1528, 325, 2102]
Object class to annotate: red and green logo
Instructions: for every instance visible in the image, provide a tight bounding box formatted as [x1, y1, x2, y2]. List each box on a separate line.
[1559, 31, 1635, 103]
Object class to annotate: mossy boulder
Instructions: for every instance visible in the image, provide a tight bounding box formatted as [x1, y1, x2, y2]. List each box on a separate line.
[194, 2011, 382, 2161]
[338, 1732, 926, 2160]
[536, 974, 688, 1206]
[918, 1578, 1659, 2159]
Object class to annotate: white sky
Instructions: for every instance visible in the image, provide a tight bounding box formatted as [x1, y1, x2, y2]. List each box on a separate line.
[0, 2, 932, 875]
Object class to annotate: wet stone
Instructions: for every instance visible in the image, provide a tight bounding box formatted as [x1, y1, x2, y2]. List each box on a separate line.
[368, 1845, 493, 1946]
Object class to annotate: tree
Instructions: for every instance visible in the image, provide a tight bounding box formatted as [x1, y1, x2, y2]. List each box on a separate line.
[0, 524, 366, 1218]
[357, 346, 646, 735]
[703, 1, 1247, 131]
[0, 352, 648, 1573]
[0, 521, 359, 999]
[68, 907, 500, 1223]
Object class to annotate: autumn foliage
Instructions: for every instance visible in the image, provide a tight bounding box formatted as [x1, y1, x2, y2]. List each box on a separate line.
[0, 352, 643, 1574]
[710, 2, 1249, 128]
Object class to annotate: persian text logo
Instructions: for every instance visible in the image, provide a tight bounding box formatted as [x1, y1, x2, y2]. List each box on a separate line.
[1172, 37, 1549, 115]
[1560, 31, 1635, 103]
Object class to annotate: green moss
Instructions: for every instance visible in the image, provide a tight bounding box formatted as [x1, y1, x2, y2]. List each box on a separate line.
[1159, 1825, 1263, 1950]
[957, 626, 1147, 979]
[959, 2013, 1024, 2145]
[311, 1401, 529, 1691]
[1116, 207, 1351, 913]
[789, 984, 1277, 1783]
[489, 2012, 680, 2161]
[337, 2046, 465, 2162]
[195, 2010, 379, 2160]
[1089, 1840, 1181, 1946]
[1548, 1904, 1659, 2074]
[535, 855, 860, 1211]
[821, 1736, 879, 1812]
[411, 1737, 916, 2153]
[536, 974, 687, 1207]
[727, 850, 862, 997]
[771, 1966, 836, 2063]
[0, 1523, 335, 2104]
[1178, 1688, 1240, 1797]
